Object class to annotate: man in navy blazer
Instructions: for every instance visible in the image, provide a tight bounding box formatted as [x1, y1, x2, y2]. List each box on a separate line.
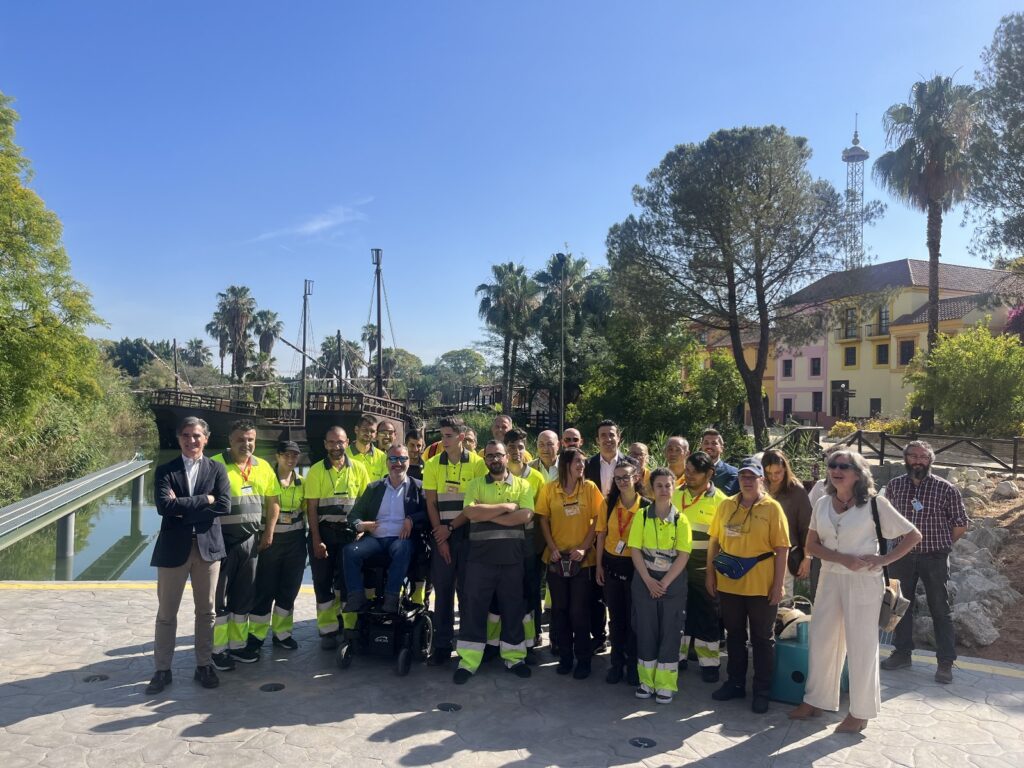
[146, 416, 231, 694]
[342, 444, 427, 614]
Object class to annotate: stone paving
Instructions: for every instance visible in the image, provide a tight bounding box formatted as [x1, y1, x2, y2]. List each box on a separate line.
[0, 582, 1022, 767]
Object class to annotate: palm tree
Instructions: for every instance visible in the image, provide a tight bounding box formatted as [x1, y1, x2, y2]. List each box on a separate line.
[361, 323, 378, 376]
[873, 75, 980, 352]
[205, 311, 230, 377]
[245, 353, 276, 404]
[182, 337, 212, 367]
[340, 339, 364, 379]
[476, 262, 541, 413]
[252, 310, 284, 356]
[216, 285, 257, 380]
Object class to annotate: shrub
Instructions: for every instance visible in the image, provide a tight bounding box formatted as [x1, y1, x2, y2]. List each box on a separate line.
[828, 421, 857, 438]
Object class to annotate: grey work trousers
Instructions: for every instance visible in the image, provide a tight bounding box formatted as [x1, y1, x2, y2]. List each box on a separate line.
[632, 572, 687, 677]
[154, 539, 220, 670]
[430, 534, 468, 652]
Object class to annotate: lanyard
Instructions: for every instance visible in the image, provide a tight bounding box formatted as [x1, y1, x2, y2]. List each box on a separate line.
[236, 458, 253, 483]
[445, 460, 464, 486]
[677, 484, 713, 515]
[643, 506, 677, 550]
[616, 499, 638, 539]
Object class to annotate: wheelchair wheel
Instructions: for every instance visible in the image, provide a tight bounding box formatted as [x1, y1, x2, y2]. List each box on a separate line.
[336, 641, 353, 670]
[395, 647, 412, 676]
[410, 613, 434, 662]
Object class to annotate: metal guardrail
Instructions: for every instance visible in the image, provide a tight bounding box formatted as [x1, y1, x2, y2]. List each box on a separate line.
[0, 459, 152, 553]
[832, 431, 1023, 475]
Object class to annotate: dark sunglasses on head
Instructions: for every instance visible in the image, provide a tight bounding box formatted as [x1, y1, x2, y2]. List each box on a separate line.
[827, 461, 854, 471]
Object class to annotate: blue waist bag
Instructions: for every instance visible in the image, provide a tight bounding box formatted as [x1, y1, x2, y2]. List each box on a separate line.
[712, 551, 774, 579]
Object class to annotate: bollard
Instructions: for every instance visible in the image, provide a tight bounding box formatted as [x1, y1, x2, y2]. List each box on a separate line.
[131, 474, 144, 537]
[55, 513, 75, 580]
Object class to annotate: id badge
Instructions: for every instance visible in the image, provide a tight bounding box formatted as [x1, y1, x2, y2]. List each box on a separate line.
[446, 482, 460, 494]
[614, 539, 626, 555]
[563, 502, 580, 517]
[725, 526, 741, 537]
[912, 498, 924, 513]
[241, 485, 254, 495]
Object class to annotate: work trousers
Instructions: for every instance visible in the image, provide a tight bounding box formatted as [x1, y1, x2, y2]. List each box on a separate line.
[632, 571, 687, 693]
[590, 566, 607, 645]
[682, 580, 720, 667]
[719, 591, 778, 694]
[602, 554, 637, 670]
[457, 560, 526, 672]
[214, 535, 258, 653]
[430, 533, 468, 653]
[548, 565, 592, 664]
[155, 540, 220, 669]
[803, 569, 885, 719]
[343, 535, 414, 596]
[521, 553, 539, 646]
[309, 522, 352, 637]
[250, 533, 307, 643]
[889, 550, 956, 662]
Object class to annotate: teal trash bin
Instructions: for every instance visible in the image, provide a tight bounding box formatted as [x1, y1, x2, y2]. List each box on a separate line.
[770, 621, 849, 704]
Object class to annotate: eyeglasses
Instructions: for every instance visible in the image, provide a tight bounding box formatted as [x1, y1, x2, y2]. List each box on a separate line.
[484, 454, 507, 461]
[613, 474, 634, 483]
[827, 461, 854, 471]
[387, 456, 409, 464]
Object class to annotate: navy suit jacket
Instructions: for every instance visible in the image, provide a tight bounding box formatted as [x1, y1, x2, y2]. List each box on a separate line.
[348, 476, 428, 531]
[713, 460, 740, 496]
[151, 454, 231, 568]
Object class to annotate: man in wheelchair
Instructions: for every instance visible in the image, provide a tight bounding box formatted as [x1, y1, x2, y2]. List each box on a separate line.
[343, 444, 428, 614]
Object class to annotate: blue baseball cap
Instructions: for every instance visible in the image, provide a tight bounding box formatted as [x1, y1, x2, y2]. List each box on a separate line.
[738, 457, 764, 477]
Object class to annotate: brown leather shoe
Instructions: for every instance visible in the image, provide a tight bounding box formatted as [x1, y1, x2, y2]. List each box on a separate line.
[835, 714, 867, 733]
[787, 702, 822, 720]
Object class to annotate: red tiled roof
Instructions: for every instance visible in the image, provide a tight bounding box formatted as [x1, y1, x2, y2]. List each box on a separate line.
[783, 259, 1021, 305]
[891, 295, 990, 325]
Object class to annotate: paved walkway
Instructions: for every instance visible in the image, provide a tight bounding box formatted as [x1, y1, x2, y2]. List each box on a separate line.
[0, 582, 1021, 767]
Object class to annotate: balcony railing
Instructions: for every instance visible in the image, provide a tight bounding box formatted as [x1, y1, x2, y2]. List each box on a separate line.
[864, 322, 890, 338]
[833, 327, 861, 342]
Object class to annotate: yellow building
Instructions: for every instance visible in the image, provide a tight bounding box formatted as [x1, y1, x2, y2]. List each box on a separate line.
[780, 259, 1020, 422]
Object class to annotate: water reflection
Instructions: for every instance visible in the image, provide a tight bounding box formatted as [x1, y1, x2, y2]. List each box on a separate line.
[0, 449, 307, 582]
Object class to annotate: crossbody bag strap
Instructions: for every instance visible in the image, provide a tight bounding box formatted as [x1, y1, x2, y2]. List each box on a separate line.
[870, 495, 891, 584]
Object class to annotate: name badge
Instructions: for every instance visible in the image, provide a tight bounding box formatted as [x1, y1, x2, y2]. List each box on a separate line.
[563, 502, 580, 517]
[241, 485, 254, 495]
[614, 539, 626, 555]
[725, 526, 741, 537]
[446, 482, 461, 494]
[912, 498, 924, 513]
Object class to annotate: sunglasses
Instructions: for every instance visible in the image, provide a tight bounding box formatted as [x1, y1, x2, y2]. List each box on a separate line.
[387, 456, 410, 464]
[827, 461, 854, 471]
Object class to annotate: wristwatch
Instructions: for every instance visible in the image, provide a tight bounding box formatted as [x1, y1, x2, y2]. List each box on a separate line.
[446, 523, 455, 534]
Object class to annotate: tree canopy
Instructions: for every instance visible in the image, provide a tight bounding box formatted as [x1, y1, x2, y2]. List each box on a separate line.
[971, 13, 1024, 260]
[606, 126, 847, 448]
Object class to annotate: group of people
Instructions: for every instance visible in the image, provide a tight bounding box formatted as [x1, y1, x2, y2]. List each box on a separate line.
[149, 412, 968, 735]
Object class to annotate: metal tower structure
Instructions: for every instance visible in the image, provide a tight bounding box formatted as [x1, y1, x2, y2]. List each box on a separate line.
[841, 116, 870, 269]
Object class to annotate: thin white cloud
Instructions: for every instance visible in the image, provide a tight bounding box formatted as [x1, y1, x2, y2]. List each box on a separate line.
[252, 198, 373, 242]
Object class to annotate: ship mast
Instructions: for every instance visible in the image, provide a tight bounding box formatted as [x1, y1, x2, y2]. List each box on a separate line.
[300, 279, 312, 425]
[371, 248, 384, 397]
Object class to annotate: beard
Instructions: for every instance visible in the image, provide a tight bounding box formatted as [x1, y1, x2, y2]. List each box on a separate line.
[905, 463, 930, 481]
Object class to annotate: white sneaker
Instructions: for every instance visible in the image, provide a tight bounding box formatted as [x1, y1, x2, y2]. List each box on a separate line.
[655, 690, 674, 705]
[635, 684, 653, 699]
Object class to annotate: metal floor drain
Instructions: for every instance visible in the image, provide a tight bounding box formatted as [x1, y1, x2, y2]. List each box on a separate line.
[260, 683, 285, 692]
[84, 674, 109, 683]
[629, 737, 656, 748]
[437, 702, 462, 712]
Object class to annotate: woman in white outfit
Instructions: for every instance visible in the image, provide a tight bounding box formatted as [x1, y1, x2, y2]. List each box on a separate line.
[788, 450, 921, 733]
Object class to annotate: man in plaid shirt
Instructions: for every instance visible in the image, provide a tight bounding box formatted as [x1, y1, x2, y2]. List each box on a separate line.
[880, 441, 968, 683]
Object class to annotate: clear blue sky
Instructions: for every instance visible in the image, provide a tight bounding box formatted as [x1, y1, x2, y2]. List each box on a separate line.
[2, 2, 1017, 374]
